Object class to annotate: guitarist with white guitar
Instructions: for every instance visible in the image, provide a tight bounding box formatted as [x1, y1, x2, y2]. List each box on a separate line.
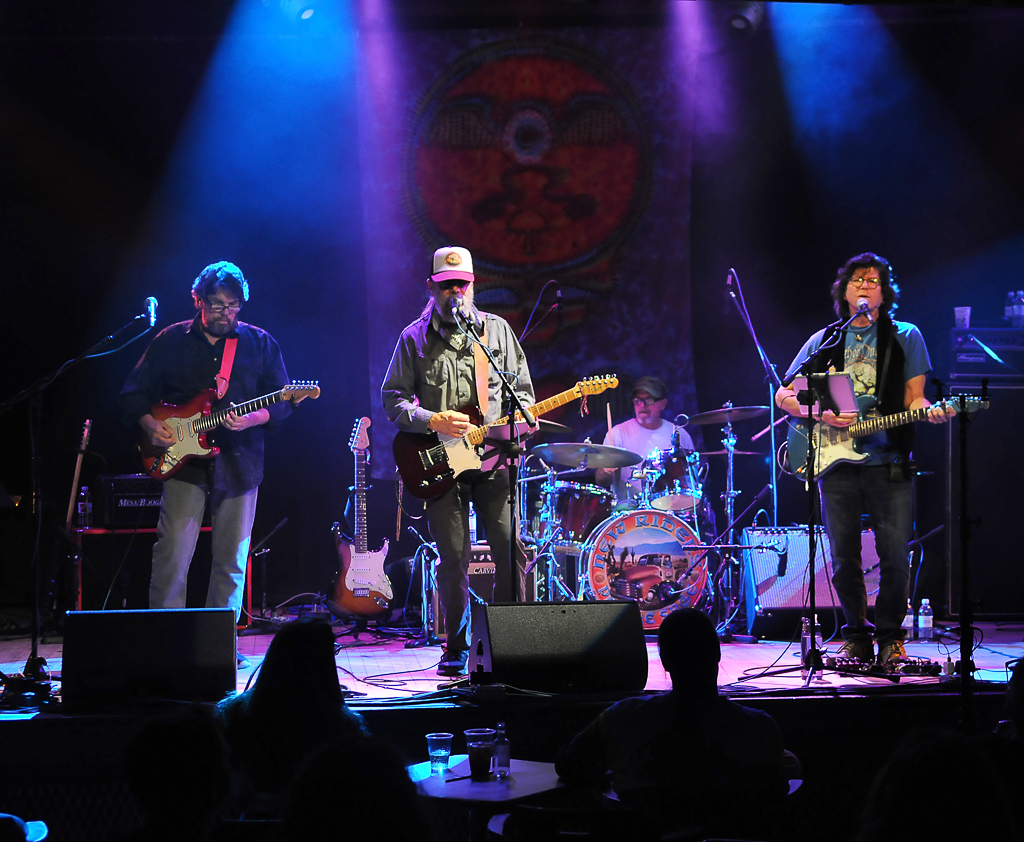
[382, 246, 535, 678]
[119, 262, 295, 664]
[774, 253, 954, 669]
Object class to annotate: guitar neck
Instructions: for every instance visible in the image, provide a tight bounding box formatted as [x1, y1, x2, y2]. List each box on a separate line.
[465, 385, 582, 446]
[847, 406, 934, 438]
[197, 390, 285, 433]
[353, 450, 368, 554]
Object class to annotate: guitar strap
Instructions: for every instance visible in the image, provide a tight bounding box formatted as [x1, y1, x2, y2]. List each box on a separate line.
[473, 320, 489, 418]
[215, 338, 239, 400]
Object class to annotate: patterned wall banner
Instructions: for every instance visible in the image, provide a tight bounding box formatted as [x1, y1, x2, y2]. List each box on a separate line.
[360, 25, 697, 477]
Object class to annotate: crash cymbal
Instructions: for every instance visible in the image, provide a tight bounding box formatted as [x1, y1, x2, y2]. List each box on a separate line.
[701, 450, 765, 457]
[532, 442, 643, 470]
[687, 406, 770, 426]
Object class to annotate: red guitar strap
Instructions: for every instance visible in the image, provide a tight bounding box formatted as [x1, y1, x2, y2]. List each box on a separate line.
[215, 338, 238, 400]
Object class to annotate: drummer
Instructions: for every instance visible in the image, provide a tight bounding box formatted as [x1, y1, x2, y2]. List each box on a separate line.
[596, 375, 694, 509]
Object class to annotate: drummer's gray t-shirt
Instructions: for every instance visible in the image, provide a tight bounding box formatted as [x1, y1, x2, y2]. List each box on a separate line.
[602, 418, 694, 505]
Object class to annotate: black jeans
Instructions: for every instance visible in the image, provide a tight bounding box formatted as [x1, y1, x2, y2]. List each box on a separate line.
[425, 468, 513, 653]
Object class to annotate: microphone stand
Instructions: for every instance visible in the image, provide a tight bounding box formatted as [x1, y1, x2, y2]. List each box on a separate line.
[454, 306, 534, 605]
[725, 268, 783, 524]
[0, 312, 153, 704]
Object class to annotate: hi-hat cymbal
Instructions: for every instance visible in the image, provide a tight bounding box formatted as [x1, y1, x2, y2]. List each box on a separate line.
[532, 442, 643, 470]
[687, 406, 770, 426]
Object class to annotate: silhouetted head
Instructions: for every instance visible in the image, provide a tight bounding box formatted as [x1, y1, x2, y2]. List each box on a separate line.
[658, 608, 721, 695]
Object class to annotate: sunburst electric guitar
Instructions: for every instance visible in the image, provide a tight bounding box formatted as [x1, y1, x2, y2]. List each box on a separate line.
[329, 417, 393, 620]
[393, 374, 619, 500]
[787, 394, 983, 479]
[139, 382, 320, 479]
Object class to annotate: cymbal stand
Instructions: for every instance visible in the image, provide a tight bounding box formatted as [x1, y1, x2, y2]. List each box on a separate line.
[717, 406, 743, 619]
[537, 465, 577, 602]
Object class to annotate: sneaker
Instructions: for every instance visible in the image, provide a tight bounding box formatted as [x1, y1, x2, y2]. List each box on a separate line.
[236, 652, 251, 671]
[877, 640, 908, 666]
[438, 649, 468, 677]
[835, 639, 874, 663]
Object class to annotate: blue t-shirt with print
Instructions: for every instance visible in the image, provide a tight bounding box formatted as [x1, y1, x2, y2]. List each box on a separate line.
[785, 319, 932, 463]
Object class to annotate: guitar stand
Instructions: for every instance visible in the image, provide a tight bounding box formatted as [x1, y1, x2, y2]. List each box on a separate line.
[404, 531, 444, 650]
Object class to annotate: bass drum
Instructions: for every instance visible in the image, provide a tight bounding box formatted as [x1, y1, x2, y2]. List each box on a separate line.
[581, 509, 710, 630]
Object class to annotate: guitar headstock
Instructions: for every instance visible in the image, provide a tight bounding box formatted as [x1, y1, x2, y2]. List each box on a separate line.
[577, 374, 619, 396]
[285, 381, 321, 404]
[350, 417, 371, 453]
[79, 419, 93, 451]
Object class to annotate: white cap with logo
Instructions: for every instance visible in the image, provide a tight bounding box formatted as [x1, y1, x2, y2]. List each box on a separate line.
[430, 247, 475, 284]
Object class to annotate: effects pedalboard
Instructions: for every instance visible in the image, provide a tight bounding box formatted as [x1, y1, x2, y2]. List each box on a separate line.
[824, 655, 942, 677]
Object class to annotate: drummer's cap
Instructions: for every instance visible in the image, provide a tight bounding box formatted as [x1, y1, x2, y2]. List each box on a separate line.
[632, 375, 667, 401]
[430, 247, 475, 284]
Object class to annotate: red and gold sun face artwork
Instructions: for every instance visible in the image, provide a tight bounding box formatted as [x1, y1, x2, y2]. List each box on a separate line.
[406, 39, 652, 344]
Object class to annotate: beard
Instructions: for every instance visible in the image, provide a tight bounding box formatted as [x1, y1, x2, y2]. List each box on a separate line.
[433, 284, 476, 325]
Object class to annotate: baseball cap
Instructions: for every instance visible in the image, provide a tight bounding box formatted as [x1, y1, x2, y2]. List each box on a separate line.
[632, 375, 667, 401]
[430, 247, 475, 284]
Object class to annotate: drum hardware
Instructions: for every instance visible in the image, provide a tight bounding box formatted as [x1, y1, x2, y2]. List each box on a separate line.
[700, 450, 763, 457]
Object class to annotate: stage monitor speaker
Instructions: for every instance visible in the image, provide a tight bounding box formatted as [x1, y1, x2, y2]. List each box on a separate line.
[62, 608, 236, 706]
[742, 526, 880, 640]
[468, 602, 648, 694]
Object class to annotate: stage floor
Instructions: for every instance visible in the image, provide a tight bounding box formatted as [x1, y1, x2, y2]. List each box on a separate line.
[2, 618, 1021, 707]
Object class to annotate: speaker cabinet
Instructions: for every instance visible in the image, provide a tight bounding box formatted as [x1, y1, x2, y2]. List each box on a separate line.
[61, 608, 236, 706]
[468, 602, 648, 694]
[742, 526, 880, 640]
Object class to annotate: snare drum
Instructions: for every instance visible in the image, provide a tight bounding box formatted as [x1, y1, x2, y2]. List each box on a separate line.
[650, 447, 702, 512]
[581, 509, 710, 630]
[549, 482, 613, 545]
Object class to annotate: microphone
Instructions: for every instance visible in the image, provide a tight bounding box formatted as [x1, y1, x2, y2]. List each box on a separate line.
[555, 286, 563, 331]
[145, 296, 158, 327]
[856, 297, 874, 324]
[450, 297, 462, 321]
[726, 269, 736, 299]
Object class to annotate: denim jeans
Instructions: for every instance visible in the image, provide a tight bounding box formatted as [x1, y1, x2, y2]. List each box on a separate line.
[150, 477, 259, 621]
[425, 468, 513, 653]
[819, 463, 912, 645]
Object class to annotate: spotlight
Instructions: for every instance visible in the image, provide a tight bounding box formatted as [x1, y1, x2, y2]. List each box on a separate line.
[721, 2, 763, 39]
[279, 0, 314, 21]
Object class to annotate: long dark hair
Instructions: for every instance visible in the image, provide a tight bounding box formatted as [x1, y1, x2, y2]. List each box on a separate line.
[830, 252, 899, 319]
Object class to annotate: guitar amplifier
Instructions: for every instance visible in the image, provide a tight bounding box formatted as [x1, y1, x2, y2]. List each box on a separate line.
[742, 526, 880, 640]
[93, 473, 211, 528]
[427, 543, 537, 637]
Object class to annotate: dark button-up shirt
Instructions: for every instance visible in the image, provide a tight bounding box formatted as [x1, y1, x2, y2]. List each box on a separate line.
[119, 315, 290, 492]
[381, 308, 534, 433]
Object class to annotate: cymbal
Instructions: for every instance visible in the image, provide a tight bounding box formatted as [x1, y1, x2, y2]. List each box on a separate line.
[484, 418, 569, 440]
[532, 442, 643, 470]
[687, 406, 770, 426]
[701, 450, 765, 457]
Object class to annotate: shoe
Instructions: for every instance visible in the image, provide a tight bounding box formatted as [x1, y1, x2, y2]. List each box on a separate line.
[877, 640, 908, 666]
[438, 649, 468, 677]
[236, 652, 250, 670]
[835, 639, 874, 663]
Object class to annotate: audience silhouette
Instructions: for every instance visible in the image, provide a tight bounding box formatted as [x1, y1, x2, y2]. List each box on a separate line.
[216, 618, 367, 818]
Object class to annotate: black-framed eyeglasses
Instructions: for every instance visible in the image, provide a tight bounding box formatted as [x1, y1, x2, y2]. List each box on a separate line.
[633, 396, 659, 407]
[204, 298, 243, 314]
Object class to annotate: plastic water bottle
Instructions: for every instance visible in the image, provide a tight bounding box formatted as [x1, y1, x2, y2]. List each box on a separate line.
[468, 503, 477, 544]
[494, 722, 510, 779]
[902, 600, 916, 640]
[918, 598, 934, 640]
[77, 486, 92, 528]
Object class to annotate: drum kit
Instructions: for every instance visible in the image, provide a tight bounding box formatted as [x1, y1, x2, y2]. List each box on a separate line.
[517, 404, 770, 630]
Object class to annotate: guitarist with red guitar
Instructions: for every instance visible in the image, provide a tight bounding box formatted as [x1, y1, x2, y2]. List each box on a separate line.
[119, 262, 302, 660]
[774, 253, 954, 669]
[382, 246, 536, 678]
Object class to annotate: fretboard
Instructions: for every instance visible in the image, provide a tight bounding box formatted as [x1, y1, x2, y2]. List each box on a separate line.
[822, 406, 934, 445]
[194, 389, 286, 434]
[354, 450, 368, 554]
[464, 385, 583, 446]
